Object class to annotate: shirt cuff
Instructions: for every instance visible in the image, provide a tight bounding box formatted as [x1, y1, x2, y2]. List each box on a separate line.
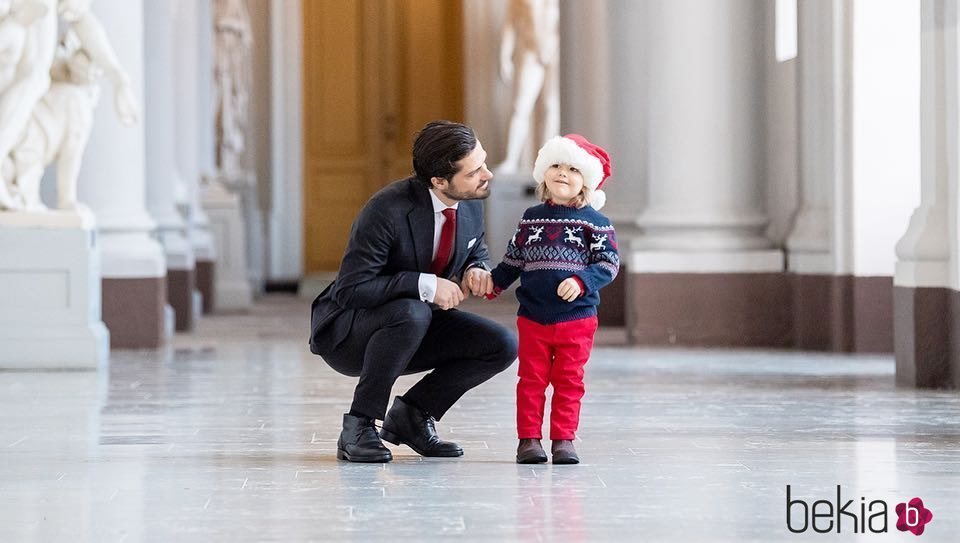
[418, 273, 438, 303]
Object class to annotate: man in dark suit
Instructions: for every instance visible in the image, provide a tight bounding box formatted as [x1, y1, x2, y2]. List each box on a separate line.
[310, 120, 518, 463]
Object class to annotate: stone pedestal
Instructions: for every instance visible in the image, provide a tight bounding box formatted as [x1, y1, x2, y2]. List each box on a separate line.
[0, 208, 109, 369]
[203, 182, 252, 311]
[485, 172, 540, 264]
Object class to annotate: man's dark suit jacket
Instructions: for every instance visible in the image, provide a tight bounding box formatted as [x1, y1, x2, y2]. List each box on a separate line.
[310, 177, 491, 354]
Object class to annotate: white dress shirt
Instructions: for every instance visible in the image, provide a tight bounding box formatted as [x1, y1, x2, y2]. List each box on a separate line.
[418, 189, 459, 302]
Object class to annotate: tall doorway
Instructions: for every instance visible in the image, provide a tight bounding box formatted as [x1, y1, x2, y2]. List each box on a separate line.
[302, 0, 464, 273]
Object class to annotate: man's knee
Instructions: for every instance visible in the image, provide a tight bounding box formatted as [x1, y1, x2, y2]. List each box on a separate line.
[382, 299, 432, 336]
[490, 325, 519, 370]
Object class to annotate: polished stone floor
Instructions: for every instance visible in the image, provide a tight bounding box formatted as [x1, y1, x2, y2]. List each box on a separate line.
[2, 294, 959, 542]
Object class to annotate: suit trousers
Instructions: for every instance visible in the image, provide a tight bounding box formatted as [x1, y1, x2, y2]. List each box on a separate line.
[320, 299, 518, 421]
[516, 315, 598, 440]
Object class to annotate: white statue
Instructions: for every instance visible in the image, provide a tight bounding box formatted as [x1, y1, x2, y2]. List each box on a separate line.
[2, 31, 102, 210]
[496, 0, 560, 174]
[58, 0, 139, 126]
[0, 0, 57, 209]
[213, 0, 252, 186]
[0, 0, 139, 211]
[0, 1, 48, 89]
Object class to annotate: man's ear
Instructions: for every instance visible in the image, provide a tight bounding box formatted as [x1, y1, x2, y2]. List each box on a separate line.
[430, 176, 447, 190]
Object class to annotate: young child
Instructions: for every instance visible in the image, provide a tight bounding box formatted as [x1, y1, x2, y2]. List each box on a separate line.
[488, 134, 620, 464]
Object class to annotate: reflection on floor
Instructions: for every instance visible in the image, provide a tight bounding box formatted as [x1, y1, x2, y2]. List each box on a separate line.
[1, 294, 958, 541]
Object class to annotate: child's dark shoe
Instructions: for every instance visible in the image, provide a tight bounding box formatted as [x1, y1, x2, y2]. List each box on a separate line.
[516, 438, 548, 464]
[551, 439, 579, 464]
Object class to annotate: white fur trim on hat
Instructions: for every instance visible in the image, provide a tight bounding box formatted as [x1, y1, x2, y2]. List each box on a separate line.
[591, 189, 607, 210]
[532, 136, 605, 191]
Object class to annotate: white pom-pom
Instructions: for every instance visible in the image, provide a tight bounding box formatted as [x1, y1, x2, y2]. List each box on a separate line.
[591, 190, 606, 210]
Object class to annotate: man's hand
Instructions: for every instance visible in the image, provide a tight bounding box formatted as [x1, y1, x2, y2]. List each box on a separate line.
[435, 278, 465, 310]
[557, 277, 582, 302]
[462, 267, 494, 297]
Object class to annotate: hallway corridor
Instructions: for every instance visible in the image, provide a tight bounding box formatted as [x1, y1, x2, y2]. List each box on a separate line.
[1, 295, 958, 541]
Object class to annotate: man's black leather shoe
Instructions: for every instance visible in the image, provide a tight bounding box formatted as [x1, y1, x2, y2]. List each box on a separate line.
[380, 396, 463, 457]
[337, 414, 392, 463]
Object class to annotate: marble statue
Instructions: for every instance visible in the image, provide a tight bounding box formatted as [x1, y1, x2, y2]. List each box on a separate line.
[0, 1, 48, 90]
[0, 0, 139, 211]
[0, 0, 57, 209]
[496, 0, 560, 174]
[2, 31, 102, 210]
[213, 0, 252, 186]
[58, 0, 139, 126]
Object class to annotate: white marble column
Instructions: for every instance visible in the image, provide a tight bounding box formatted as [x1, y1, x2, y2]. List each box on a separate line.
[896, 0, 953, 290]
[77, 0, 167, 349]
[625, 0, 786, 347]
[894, 0, 958, 387]
[197, 0, 217, 184]
[786, 0, 851, 275]
[175, 0, 217, 313]
[145, 0, 196, 331]
[601, 0, 641, 232]
[633, 0, 780, 270]
[267, 0, 304, 284]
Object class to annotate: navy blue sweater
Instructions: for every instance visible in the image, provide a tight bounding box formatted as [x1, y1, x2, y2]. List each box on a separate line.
[490, 202, 620, 325]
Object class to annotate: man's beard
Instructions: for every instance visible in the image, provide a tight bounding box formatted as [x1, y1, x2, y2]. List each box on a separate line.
[441, 182, 491, 201]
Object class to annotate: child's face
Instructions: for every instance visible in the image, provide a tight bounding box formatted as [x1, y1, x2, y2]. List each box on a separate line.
[544, 163, 584, 205]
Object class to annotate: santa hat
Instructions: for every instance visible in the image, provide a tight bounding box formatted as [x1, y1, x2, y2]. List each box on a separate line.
[532, 134, 613, 210]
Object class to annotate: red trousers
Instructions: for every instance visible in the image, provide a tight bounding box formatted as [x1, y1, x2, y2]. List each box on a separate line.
[516, 315, 598, 440]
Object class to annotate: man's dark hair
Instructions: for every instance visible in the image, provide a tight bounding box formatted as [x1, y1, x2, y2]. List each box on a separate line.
[412, 120, 478, 187]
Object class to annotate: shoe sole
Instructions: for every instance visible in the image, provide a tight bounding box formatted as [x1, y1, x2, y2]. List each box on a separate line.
[380, 429, 464, 457]
[336, 449, 392, 463]
[516, 454, 548, 464]
[552, 456, 580, 465]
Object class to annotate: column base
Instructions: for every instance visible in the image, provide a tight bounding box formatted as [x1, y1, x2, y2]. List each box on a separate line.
[894, 286, 953, 388]
[215, 280, 254, 311]
[0, 210, 110, 369]
[793, 274, 893, 353]
[167, 268, 196, 331]
[196, 259, 215, 314]
[103, 277, 167, 349]
[627, 271, 792, 347]
[204, 183, 253, 311]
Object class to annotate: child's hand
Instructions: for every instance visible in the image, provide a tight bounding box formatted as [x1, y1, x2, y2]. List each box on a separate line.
[462, 267, 494, 297]
[557, 277, 582, 302]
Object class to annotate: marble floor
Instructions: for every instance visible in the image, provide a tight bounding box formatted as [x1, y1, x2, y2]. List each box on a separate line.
[2, 294, 959, 542]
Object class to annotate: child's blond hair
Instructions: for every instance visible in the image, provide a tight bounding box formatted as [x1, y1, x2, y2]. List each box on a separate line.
[536, 178, 594, 209]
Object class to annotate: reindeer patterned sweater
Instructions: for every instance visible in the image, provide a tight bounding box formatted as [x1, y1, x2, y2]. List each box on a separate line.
[490, 201, 620, 325]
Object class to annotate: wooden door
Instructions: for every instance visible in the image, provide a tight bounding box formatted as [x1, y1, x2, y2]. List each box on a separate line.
[302, 0, 464, 273]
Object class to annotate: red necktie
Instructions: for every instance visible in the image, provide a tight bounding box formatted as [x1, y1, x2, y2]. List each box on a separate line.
[430, 208, 457, 275]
